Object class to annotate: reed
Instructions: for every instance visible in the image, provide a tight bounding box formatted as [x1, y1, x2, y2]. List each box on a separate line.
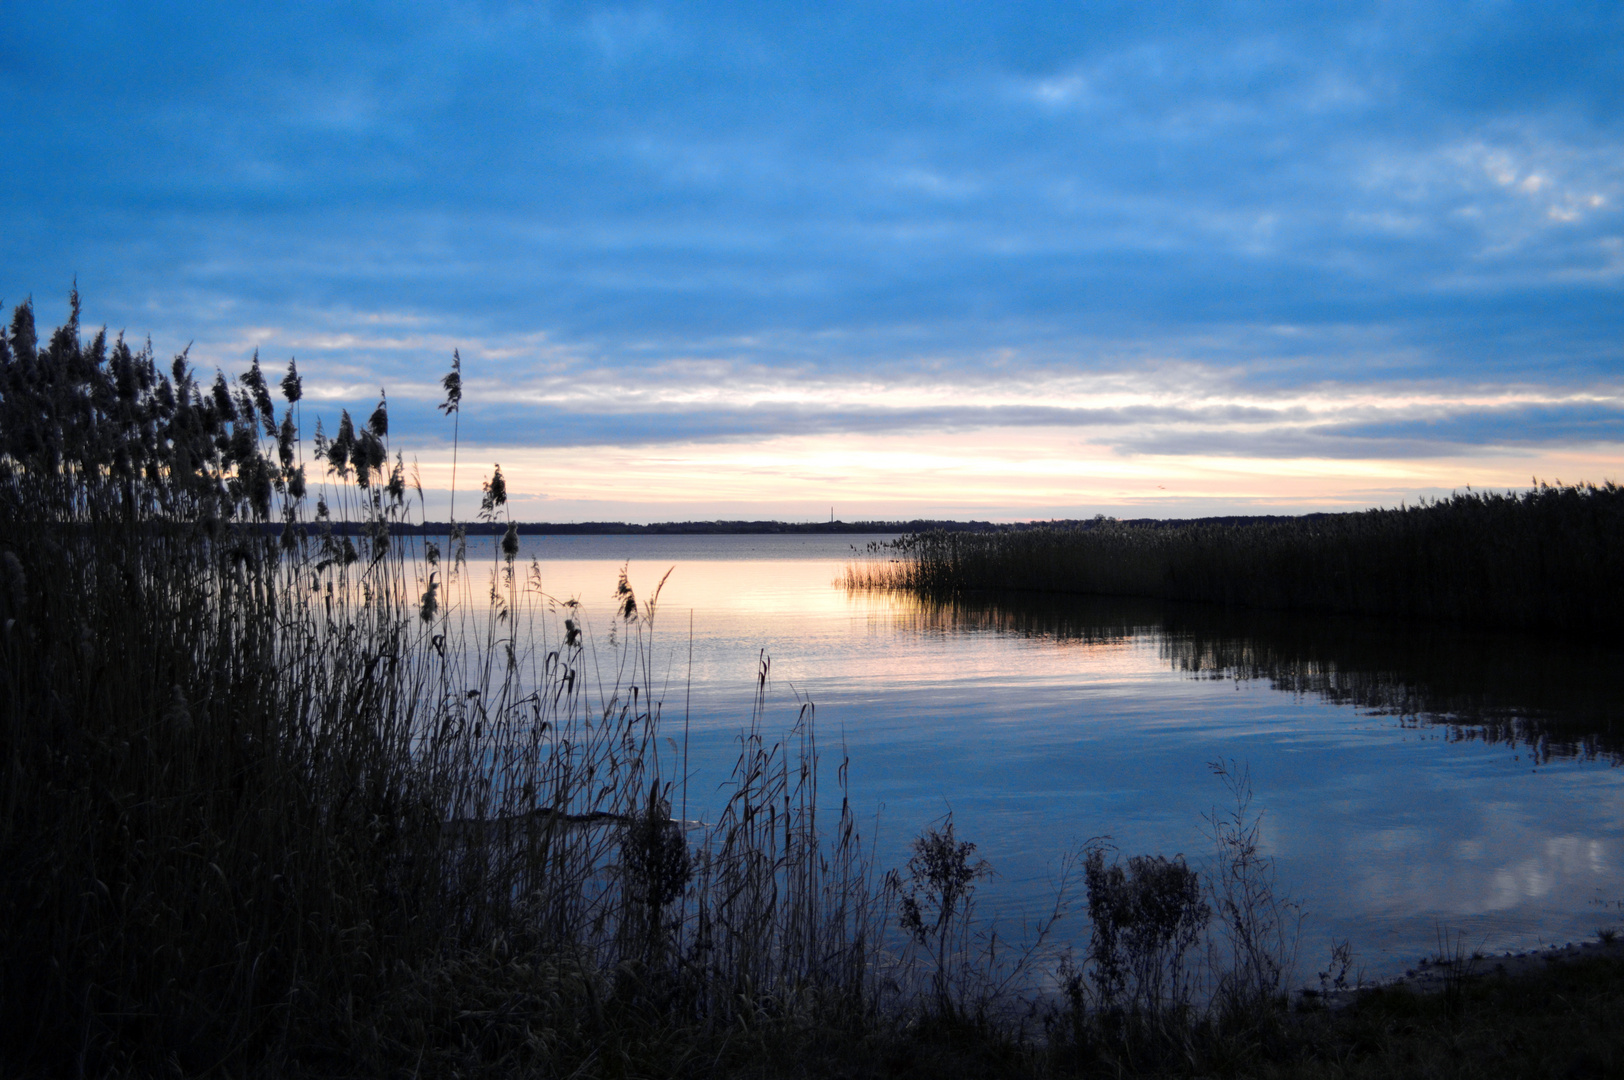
[848, 489, 1624, 636]
[0, 294, 882, 1076]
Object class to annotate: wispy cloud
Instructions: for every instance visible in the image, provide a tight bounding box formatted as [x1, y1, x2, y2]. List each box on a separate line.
[2, 1, 1620, 517]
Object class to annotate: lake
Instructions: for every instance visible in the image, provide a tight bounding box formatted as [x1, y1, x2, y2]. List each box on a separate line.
[471, 531, 1624, 984]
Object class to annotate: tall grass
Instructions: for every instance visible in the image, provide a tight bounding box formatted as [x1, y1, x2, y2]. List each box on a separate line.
[0, 294, 882, 1075]
[848, 489, 1624, 635]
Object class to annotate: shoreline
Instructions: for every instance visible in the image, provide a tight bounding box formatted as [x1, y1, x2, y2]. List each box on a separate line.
[1310, 932, 1624, 1009]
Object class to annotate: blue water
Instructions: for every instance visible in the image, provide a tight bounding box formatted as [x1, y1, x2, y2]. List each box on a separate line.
[458, 532, 1624, 982]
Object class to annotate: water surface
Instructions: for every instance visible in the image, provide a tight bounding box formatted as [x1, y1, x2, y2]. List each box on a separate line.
[472, 533, 1624, 981]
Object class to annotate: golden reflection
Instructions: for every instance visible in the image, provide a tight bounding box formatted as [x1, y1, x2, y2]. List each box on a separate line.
[385, 537, 1624, 761]
[846, 586, 1151, 648]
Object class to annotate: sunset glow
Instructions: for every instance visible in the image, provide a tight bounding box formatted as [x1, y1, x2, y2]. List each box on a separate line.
[4, 4, 1620, 519]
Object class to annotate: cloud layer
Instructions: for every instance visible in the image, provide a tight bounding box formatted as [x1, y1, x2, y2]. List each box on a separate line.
[3, 1, 1621, 517]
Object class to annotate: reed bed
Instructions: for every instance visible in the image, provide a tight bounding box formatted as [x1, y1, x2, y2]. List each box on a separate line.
[0, 295, 889, 1076]
[846, 488, 1624, 636]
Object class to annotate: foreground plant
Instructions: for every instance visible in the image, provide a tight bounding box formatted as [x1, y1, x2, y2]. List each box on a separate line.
[0, 294, 880, 1076]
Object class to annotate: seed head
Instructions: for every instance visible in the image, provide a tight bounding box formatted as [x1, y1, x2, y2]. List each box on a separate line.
[281, 358, 302, 403]
[419, 573, 440, 622]
[439, 350, 462, 415]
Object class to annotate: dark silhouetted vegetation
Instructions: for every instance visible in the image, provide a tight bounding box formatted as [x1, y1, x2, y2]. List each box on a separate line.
[0, 293, 882, 1076]
[849, 488, 1624, 636]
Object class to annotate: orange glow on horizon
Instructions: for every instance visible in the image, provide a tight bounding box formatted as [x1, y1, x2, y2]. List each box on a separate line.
[373, 427, 1624, 522]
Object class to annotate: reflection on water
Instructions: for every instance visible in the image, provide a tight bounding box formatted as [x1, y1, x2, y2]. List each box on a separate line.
[883, 590, 1624, 763]
[482, 535, 1624, 982]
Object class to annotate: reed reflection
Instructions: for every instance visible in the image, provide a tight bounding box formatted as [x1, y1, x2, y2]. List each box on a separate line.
[859, 589, 1624, 762]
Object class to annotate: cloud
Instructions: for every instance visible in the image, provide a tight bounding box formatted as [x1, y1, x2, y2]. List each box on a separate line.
[2, 1, 1621, 515]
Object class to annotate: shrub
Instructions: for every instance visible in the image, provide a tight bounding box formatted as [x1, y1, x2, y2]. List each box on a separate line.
[1081, 848, 1210, 1017]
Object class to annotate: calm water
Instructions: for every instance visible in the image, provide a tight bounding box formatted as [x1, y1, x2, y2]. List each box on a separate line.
[475, 532, 1624, 982]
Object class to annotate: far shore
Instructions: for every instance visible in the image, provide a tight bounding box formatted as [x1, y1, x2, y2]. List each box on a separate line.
[263, 513, 1331, 536]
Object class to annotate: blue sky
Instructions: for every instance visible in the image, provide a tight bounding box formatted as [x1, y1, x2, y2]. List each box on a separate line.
[4, 1, 1621, 519]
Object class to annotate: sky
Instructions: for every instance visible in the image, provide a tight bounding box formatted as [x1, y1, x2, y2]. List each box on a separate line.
[3, 1, 1622, 521]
